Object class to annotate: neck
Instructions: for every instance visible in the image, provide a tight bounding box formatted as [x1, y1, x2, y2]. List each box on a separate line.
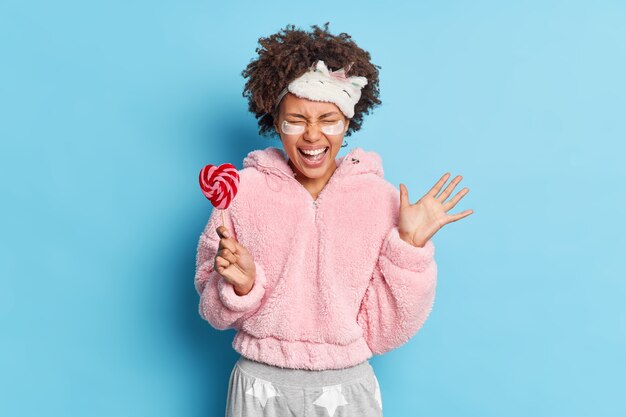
[287, 159, 337, 200]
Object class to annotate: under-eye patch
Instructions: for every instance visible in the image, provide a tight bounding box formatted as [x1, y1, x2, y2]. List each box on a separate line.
[281, 119, 344, 135]
[281, 120, 305, 135]
[320, 119, 345, 135]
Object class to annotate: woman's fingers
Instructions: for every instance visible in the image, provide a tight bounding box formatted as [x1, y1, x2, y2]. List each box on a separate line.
[216, 226, 231, 239]
[214, 255, 229, 273]
[443, 187, 470, 211]
[217, 247, 236, 263]
[437, 175, 463, 202]
[217, 227, 239, 254]
[446, 209, 474, 224]
[399, 183, 410, 208]
[426, 173, 451, 198]
[215, 250, 240, 275]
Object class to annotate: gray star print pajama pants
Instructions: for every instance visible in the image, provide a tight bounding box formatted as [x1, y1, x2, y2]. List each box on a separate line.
[225, 355, 383, 417]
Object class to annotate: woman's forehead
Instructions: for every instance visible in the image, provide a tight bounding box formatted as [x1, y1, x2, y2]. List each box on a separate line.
[280, 93, 341, 117]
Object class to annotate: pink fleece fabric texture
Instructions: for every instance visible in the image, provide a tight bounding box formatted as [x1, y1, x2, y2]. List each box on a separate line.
[194, 146, 438, 370]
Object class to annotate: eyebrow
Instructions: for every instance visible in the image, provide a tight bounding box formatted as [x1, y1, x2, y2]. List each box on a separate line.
[285, 112, 339, 119]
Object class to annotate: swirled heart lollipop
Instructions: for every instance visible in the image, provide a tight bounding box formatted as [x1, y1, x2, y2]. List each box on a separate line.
[199, 163, 240, 226]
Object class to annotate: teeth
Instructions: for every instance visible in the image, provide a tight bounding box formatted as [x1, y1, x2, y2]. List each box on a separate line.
[300, 147, 327, 156]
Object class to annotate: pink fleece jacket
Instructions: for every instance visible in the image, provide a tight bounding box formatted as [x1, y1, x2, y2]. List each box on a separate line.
[194, 146, 437, 370]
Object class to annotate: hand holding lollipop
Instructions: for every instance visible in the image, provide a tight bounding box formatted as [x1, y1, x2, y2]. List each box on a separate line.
[199, 163, 255, 295]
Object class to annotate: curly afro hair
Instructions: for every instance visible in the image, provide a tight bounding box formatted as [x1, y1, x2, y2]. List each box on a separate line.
[241, 22, 382, 139]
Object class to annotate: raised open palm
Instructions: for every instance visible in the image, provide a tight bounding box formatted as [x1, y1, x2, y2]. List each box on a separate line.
[398, 173, 473, 248]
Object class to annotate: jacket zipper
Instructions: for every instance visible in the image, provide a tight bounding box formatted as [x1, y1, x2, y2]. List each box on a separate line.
[281, 174, 321, 220]
[256, 151, 360, 221]
[282, 160, 353, 221]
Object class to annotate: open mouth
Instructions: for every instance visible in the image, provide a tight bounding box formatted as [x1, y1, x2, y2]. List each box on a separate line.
[298, 147, 329, 163]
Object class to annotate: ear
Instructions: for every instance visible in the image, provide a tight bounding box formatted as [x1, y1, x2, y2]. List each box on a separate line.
[272, 114, 279, 133]
[273, 109, 282, 134]
[274, 119, 281, 135]
[344, 117, 350, 133]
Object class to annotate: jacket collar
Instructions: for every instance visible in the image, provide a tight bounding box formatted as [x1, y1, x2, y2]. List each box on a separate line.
[243, 146, 384, 180]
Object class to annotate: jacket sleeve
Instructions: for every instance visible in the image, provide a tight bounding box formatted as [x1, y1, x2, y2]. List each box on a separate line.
[194, 206, 268, 331]
[356, 226, 437, 355]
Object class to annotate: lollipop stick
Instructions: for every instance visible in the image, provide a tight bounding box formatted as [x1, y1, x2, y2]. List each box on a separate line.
[221, 209, 225, 228]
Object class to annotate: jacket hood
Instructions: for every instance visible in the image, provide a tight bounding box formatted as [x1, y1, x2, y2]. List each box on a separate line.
[243, 146, 384, 180]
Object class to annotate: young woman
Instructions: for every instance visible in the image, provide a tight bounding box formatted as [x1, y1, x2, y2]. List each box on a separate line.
[194, 22, 473, 417]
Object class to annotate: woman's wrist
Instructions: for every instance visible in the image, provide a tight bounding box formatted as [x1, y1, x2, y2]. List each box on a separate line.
[234, 280, 255, 296]
[399, 230, 426, 248]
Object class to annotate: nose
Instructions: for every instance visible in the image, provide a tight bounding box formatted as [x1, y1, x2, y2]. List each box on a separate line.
[303, 123, 323, 142]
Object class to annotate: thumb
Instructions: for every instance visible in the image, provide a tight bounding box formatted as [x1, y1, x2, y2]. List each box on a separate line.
[399, 183, 410, 209]
[216, 226, 231, 239]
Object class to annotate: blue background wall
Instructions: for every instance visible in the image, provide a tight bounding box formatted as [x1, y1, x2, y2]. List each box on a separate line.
[1, 1, 625, 416]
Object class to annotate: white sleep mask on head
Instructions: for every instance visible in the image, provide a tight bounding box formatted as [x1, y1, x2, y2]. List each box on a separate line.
[274, 60, 368, 119]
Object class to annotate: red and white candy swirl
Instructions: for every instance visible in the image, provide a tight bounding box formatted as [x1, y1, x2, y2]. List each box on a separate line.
[199, 163, 240, 209]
